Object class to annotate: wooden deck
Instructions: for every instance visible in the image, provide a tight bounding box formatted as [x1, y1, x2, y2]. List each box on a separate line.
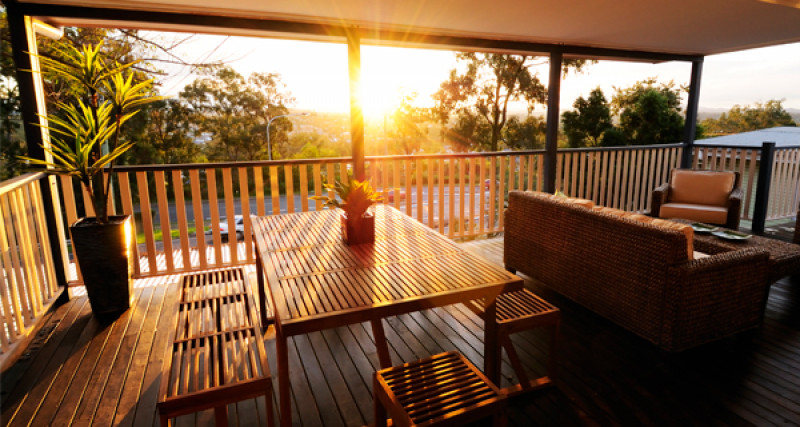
[2, 236, 800, 426]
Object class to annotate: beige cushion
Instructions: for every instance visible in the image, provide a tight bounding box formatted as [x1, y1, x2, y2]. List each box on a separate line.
[660, 203, 728, 225]
[669, 170, 735, 206]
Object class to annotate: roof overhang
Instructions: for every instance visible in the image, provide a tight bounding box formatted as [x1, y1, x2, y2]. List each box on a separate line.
[11, 0, 800, 62]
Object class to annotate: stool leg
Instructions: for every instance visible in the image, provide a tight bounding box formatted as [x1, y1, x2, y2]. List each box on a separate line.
[374, 374, 388, 427]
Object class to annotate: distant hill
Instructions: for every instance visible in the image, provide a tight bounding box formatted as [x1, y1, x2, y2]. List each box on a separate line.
[697, 108, 800, 123]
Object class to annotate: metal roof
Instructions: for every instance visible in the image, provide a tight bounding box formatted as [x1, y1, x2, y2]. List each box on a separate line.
[696, 127, 800, 148]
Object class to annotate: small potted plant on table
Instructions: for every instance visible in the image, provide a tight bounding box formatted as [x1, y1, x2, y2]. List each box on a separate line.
[312, 172, 383, 245]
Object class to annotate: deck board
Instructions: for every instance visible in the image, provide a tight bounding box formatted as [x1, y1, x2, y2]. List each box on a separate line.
[2, 236, 800, 426]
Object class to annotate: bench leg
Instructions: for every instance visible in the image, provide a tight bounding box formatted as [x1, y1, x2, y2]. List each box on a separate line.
[373, 374, 388, 427]
[159, 414, 171, 427]
[214, 405, 229, 427]
[266, 389, 275, 427]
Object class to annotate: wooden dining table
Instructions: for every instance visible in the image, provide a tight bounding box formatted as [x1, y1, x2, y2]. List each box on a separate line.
[251, 204, 523, 427]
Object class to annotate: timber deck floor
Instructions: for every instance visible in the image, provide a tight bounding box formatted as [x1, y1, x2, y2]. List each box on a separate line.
[2, 236, 800, 426]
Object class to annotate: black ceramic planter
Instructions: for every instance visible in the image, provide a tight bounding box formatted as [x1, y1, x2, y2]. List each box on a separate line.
[70, 214, 134, 317]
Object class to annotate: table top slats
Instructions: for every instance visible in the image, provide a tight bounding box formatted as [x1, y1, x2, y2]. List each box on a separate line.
[253, 205, 522, 335]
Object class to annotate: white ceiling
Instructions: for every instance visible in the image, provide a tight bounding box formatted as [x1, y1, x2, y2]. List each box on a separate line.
[19, 0, 800, 57]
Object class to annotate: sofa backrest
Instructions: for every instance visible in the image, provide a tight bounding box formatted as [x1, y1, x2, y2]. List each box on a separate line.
[669, 169, 736, 206]
[591, 206, 695, 259]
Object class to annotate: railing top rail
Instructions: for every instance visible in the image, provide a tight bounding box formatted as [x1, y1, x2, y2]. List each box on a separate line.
[0, 172, 46, 196]
[558, 143, 683, 153]
[108, 145, 684, 173]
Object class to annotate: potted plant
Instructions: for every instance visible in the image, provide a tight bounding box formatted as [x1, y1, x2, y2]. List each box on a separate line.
[311, 172, 383, 245]
[21, 42, 161, 317]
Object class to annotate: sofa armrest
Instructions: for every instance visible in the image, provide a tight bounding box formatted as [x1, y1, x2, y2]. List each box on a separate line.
[650, 182, 670, 217]
[661, 248, 770, 351]
[726, 186, 744, 230]
[794, 210, 800, 245]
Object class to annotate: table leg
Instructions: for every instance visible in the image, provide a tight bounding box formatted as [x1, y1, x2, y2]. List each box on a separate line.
[370, 319, 393, 369]
[484, 297, 500, 384]
[276, 333, 291, 427]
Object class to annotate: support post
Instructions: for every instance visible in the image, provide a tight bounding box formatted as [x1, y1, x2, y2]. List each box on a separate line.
[681, 58, 704, 168]
[751, 142, 776, 235]
[347, 31, 365, 181]
[6, 5, 70, 291]
[543, 50, 562, 193]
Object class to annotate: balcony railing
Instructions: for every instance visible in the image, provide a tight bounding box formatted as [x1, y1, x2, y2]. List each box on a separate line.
[0, 173, 64, 368]
[2, 143, 798, 369]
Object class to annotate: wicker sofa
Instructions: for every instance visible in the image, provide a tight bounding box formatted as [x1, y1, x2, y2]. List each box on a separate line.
[504, 191, 771, 352]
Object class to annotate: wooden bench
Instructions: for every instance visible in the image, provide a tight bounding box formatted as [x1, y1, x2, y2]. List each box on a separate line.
[467, 288, 560, 396]
[374, 351, 507, 427]
[158, 268, 274, 427]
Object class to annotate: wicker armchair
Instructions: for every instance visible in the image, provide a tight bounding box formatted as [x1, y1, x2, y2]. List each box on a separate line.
[651, 169, 742, 230]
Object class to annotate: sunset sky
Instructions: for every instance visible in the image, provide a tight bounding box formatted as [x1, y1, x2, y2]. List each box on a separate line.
[153, 33, 800, 118]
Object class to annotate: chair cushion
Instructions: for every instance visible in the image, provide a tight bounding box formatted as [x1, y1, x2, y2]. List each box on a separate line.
[660, 203, 728, 225]
[669, 170, 736, 206]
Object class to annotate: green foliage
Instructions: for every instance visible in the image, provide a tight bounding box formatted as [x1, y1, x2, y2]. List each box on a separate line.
[503, 115, 546, 150]
[612, 78, 685, 145]
[123, 99, 203, 164]
[700, 100, 797, 136]
[600, 127, 626, 147]
[387, 92, 428, 154]
[433, 53, 590, 152]
[179, 65, 294, 161]
[562, 87, 613, 147]
[310, 172, 383, 219]
[19, 41, 160, 223]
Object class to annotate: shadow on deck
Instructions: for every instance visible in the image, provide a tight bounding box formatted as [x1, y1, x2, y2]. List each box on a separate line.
[2, 236, 799, 426]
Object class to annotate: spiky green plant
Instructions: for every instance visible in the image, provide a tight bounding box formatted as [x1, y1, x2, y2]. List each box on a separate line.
[20, 41, 161, 224]
[311, 172, 383, 219]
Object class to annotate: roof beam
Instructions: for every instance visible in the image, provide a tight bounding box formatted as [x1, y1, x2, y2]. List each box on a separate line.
[15, 2, 702, 62]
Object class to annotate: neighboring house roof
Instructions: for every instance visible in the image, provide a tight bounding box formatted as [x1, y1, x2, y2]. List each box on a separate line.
[696, 127, 800, 148]
[16, 0, 800, 57]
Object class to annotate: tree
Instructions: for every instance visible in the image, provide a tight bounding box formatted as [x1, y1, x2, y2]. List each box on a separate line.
[122, 99, 204, 165]
[387, 93, 428, 155]
[503, 115, 546, 150]
[701, 100, 797, 136]
[179, 66, 295, 161]
[433, 53, 589, 152]
[562, 87, 613, 147]
[612, 79, 685, 145]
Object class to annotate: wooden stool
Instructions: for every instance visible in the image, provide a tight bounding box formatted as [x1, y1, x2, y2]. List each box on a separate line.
[467, 289, 560, 396]
[374, 351, 506, 427]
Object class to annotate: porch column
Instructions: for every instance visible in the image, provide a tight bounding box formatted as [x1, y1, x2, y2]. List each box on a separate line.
[681, 58, 704, 168]
[543, 50, 563, 193]
[6, 4, 70, 291]
[347, 31, 366, 181]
